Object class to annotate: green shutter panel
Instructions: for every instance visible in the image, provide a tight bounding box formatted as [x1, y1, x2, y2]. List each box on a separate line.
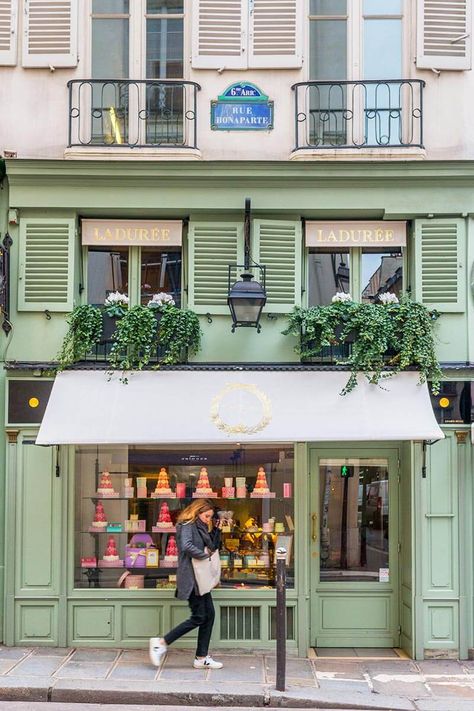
[414, 218, 466, 312]
[188, 222, 244, 314]
[18, 217, 75, 312]
[252, 219, 302, 312]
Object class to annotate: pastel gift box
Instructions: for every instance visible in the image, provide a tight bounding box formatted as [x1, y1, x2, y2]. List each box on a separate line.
[124, 519, 146, 532]
[106, 523, 123, 532]
[123, 486, 134, 498]
[221, 487, 235, 498]
[137, 487, 148, 498]
[125, 533, 153, 568]
[235, 477, 246, 487]
[81, 556, 97, 567]
[224, 477, 233, 487]
[137, 477, 147, 488]
[145, 548, 159, 568]
[283, 482, 292, 498]
[175, 482, 186, 498]
[236, 487, 247, 498]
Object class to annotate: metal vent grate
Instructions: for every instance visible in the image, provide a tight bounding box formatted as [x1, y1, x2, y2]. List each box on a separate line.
[220, 605, 261, 640]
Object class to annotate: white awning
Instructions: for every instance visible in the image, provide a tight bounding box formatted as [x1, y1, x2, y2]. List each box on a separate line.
[36, 369, 443, 445]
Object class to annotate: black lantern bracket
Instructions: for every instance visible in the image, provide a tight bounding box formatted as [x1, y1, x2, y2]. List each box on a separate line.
[227, 198, 267, 333]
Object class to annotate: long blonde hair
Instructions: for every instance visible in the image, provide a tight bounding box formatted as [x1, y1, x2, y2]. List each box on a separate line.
[177, 499, 214, 525]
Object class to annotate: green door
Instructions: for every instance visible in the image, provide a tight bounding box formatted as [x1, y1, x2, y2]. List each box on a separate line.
[309, 446, 400, 648]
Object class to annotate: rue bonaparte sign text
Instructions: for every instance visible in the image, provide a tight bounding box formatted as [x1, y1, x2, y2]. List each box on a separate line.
[211, 83, 274, 131]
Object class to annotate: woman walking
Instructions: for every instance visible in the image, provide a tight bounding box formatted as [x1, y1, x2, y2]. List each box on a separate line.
[149, 499, 223, 669]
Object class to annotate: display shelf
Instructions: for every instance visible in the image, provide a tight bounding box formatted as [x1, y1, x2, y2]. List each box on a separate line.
[82, 530, 176, 534]
[85, 496, 290, 502]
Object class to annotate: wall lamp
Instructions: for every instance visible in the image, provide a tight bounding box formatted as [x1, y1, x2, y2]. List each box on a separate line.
[227, 198, 267, 333]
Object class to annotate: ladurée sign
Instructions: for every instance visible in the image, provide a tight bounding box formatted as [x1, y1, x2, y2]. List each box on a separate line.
[82, 219, 182, 246]
[306, 221, 406, 247]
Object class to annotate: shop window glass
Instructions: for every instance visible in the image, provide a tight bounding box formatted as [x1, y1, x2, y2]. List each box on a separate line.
[140, 249, 181, 307]
[361, 249, 403, 303]
[319, 458, 389, 582]
[87, 247, 129, 306]
[74, 445, 295, 590]
[308, 251, 350, 305]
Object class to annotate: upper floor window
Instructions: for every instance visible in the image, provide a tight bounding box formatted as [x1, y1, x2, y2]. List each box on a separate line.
[91, 0, 184, 79]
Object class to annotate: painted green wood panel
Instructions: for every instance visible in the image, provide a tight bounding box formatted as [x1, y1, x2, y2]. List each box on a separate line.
[18, 217, 76, 312]
[15, 602, 59, 645]
[399, 442, 414, 658]
[414, 218, 466, 313]
[251, 220, 302, 313]
[188, 222, 244, 314]
[17, 441, 62, 593]
[120, 604, 163, 642]
[417, 433, 460, 654]
[71, 604, 115, 641]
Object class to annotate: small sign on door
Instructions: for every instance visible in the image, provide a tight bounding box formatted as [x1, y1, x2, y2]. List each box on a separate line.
[379, 568, 390, 582]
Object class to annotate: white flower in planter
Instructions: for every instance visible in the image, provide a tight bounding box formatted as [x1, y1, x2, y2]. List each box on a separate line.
[378, 292, 399, 305]
[104, 291, 129, 307]
[147, 293, 175, 309]
[331, 292, 352, 303]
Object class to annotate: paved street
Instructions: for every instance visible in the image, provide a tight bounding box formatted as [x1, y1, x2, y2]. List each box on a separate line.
[1, 646, 474, 709]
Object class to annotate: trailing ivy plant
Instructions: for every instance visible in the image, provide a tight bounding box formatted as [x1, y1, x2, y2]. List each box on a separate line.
[56, 304, 103, 370]
[158, 305, 202, 365]
[109, 305, 157, 372]
[283, 293, 441, 395]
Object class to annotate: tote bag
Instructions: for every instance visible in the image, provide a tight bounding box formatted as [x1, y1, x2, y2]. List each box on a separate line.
[192, 548, 221, 595]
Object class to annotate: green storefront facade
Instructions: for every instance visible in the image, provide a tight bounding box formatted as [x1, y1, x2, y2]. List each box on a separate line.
[1, 158, 474, 659]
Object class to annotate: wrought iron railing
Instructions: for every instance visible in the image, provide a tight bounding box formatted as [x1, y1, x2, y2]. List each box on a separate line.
[67, 79, 201, 149]
[292, 79, 425, 150]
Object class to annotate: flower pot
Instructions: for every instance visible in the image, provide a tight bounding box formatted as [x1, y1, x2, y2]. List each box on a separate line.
[101, 314, 118, 342]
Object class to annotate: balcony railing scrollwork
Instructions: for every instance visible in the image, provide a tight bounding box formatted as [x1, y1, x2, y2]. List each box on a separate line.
[292, 79, 425, 151]
[67, 79, 201, 149]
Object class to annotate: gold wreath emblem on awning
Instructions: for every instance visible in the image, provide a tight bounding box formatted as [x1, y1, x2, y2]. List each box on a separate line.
[210, 382, 272, 435]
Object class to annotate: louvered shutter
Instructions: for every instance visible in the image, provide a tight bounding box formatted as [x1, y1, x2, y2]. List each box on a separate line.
[417, 0, 471, 70]
[188, 222, 244, 314]
[22, 0, 78, 68]
[18, 217, 76, 312]
[248, 0, 302, 68]
[0, 0, 18, 65]
[192, 0, 247, 69]
[414, 218, 466, 312]
[252, 220, 302, 312]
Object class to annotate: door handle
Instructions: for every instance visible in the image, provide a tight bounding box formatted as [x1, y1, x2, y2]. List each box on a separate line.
[311, 513, 317, 542]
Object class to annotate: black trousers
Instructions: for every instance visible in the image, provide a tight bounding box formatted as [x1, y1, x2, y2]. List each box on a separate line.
[164, 591, 215, 657]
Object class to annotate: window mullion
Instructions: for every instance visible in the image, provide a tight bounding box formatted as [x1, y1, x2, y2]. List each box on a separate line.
[129, 246, 141, 307]
[352, 248, 361, 302]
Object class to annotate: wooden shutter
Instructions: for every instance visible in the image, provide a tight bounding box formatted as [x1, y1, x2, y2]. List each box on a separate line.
[192, 0, 247, 69]
[0, 0, 18, 65]
[414, 218, 466, 312]
[188, 222, 244, 314]
[417, 0, 471, 70]
[252, 220, 302, 312]
[249, 0, 302, 68]
[18, 217, 75, 312]
[22, 0, 78, 68]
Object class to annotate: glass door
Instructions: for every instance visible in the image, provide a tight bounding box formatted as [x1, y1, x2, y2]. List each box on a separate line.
[310, 447, 400, 649]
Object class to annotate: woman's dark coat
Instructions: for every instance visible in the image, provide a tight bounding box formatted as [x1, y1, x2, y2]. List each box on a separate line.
[175, 520, 220, 601]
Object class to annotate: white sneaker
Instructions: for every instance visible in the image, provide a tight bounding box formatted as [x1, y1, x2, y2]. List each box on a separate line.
[149, 637, 167, 667]
[193, 655, 223, 669]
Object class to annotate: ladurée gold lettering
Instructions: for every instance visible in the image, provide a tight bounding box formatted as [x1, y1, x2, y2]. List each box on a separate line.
[307, 221, 406, 247]
[82, 220, 182, 246]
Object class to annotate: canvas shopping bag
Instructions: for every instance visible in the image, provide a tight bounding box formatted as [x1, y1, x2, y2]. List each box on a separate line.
[191, 548, 221, 595]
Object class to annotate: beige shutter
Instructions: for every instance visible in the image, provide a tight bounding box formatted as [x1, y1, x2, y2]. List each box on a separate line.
[414, 218, 466, 312]
[188, 222, 244, 314]
[417, 0, 471, 70]
[18, 217, 76, 312]
[22, 0, 78, 68]
[0, 0, 18, 65]
[252, 220, 302, 312]
[248, 0, 302, 68]
[192, 0, 247, 69]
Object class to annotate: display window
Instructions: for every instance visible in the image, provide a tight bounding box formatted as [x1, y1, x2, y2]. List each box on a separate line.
[74, 445, 295, 591]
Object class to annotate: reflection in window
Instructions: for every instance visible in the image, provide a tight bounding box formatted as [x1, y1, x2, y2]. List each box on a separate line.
[319, 458, 389, 582]
[308, 251, 350, 305]
[361, 250, 403, 303]
[141, 249, 182, 307]
[87, 248, 129, 305]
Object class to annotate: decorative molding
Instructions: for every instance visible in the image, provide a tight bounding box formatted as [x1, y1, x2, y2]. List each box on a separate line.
[454, 430, 469, 444]
[210, 382, 272, 435]
[5, 429, 19, 444]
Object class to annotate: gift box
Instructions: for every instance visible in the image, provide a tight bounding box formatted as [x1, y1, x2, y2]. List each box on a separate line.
[81, 556, 97, 568]
[107, 523, 123, 532]
[125, 534, 154, 568]
[118, 571, 144, 589]
[124, 519, 146, 532]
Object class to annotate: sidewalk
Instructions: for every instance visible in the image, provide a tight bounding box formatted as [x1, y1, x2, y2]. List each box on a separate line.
[1, 646, 474, 710]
